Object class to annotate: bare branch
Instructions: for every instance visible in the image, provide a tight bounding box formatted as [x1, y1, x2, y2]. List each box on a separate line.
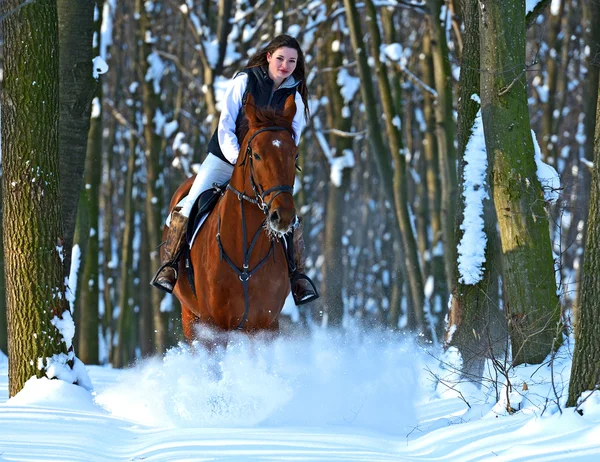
[323, 128, 368, 139]
[103, 99, 146, 150]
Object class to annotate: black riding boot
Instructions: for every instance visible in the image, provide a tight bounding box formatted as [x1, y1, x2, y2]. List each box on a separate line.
[290, 217, 319, 305]
[150, 210, 188, 294]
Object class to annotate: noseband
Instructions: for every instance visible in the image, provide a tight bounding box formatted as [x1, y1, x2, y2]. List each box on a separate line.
[226, 126, 295, 216]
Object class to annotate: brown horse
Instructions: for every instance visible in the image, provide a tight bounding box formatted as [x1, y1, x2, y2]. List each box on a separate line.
[166, 94, 298, 341]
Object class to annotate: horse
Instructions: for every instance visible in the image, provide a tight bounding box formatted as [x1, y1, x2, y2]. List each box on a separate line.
[166, 93, 299, 342]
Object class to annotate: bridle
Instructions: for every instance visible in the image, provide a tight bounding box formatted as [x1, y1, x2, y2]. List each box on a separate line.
[226, 126, 295, 215]
[216, 125, 297, 330]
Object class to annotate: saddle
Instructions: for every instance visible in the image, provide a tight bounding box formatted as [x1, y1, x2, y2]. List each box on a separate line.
[185, 181, 228, 246]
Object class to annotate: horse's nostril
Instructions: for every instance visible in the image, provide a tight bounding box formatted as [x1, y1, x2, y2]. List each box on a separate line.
[270, 211, 280, 224]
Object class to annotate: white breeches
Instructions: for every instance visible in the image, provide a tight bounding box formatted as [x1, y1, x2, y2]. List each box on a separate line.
[167, 153, 234, 225]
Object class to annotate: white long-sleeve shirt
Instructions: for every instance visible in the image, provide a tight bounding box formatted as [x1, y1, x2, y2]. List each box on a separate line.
[216, 73, 306, 164]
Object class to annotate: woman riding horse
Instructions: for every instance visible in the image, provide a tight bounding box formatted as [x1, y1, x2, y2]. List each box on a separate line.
[151, 35, 318, 306]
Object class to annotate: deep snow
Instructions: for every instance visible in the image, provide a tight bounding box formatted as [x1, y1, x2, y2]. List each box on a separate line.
[1, 330, 600, 461]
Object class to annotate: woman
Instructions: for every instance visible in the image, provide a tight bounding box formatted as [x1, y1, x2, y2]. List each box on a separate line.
[151, 34, 318, 305]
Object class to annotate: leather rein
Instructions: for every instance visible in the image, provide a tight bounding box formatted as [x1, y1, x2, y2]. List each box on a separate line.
[216, 125, 295, 330]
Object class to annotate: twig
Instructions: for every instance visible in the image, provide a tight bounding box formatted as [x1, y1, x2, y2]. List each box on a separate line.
[323, 128, 368, 138]
[498, 68, 527, 97]
[103, 99, 146, 150]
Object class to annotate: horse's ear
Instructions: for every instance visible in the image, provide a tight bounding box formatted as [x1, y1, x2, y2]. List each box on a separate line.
[282, 93, 296, 124]
[245, 93, 257, 126]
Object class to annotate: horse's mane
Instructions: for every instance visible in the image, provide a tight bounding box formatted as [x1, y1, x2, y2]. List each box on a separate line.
[236, 104, 294, 145]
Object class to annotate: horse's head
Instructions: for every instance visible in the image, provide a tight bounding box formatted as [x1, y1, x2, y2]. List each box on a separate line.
[238, 93, 298, 237]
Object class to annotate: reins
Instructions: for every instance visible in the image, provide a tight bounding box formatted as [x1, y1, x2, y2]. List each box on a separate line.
[217, 125, 295, 330]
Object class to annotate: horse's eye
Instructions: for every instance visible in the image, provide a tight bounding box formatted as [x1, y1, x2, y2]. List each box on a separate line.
[253, 152, 261, 161]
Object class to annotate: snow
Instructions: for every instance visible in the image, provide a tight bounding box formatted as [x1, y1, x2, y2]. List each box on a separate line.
[2, 331, 600, 460]
[67, 244, 81, 312]
[145, 51, 165, 95]
[92, 56, 109, 80]
[330, 149, 355, 187]
[336, 68, 360, 104]
[532, 129, 560, 203]
[526, 0, 543, 13]
[457, 101, 488, 285]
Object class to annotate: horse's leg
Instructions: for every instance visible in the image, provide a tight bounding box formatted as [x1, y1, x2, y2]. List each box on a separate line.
[181, 304, 199, 343]
[256, 317, 280, 343]
[267, 317, 280, 335]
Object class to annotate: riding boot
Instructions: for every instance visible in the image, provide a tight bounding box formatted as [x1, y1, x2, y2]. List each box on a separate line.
[290, 217, 319, 305]
[150, 210, 188, 294]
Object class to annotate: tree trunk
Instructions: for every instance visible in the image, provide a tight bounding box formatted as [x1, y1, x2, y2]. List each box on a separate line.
[421, 33, 448, 324]
[2, 0, 74, 396]
[57, 0, 96, 276]
[342, 0, 415, 321]
[445, 0, 506, 383]
[136, 0, 168, 354]
[480, 0, 560, 366]
[113, 136, 138, 368]
[138, 217, 154, 357]
[77, 0, 106, 365]
[539, 0, 565, 163]
[320, 11, 352, 326]
[72, 189, 90, 352]
[573, 0, 600, 325]
[78, 101, 102, 364]
[0, 181, 7, 354]
[426, 0, 459, 292]
[365, 0, 426, 330]
[567, 78, 600, 408]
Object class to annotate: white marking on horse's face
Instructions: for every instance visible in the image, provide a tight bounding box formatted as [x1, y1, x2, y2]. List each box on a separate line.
[272, 139, 282, 148]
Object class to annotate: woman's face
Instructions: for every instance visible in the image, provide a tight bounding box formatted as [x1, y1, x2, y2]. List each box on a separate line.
[266, 46, 298, 87]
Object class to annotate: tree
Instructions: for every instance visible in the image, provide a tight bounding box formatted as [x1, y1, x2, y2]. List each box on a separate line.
[446, 0, 505, 381]
[479, 0, 560, 366]
[426, 0, 458, 292]
[1, 0, 79, 396]
[343, 0, 417, 326]
[364, 0, 425, 329]
[57, 0, 96, 276]
[567, 77, 600, 408]
[77, 0, 106, 365]
[0, 181, 7, 354]
[573, 0, 600, 324]
[319, 2, 354, 326]
[113, 134, 138, 368]
[137, 0, 168, 353]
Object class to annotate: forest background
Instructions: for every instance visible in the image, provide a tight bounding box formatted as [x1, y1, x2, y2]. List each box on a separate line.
[0, 0, 599, 405]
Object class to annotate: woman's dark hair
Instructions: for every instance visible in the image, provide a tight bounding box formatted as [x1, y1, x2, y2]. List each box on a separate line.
[246, 34, 310, 122]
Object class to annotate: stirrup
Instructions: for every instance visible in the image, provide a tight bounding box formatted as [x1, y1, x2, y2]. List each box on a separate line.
[291, 273, 320, 305]
[150, 261, 179, 294]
